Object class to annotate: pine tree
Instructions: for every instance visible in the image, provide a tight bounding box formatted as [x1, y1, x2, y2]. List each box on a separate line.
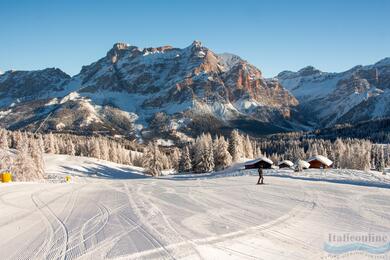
[99, 138, 109, 161]
[229, 130, 243, 162]
[89, 138, 101, 159]
[0, 129, 9, 149]
[213, 136, 232, 170]
[12, 140, 36, 181]
[142, 142, 164, 176]
[193, 133, 214, 173]
[179, 146, 192, 173]
[66, 139, 76, 156]
[243, 135, 254, 159]
[0, 151, 13, 173]
[170, 147, 181, 171]
[46, 132, 57, 154]
[28, 138, 45, 179]
[333, 138, 345, 168]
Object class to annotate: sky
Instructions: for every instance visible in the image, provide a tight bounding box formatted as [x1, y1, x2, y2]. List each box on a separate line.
[0, 0, 389, 77]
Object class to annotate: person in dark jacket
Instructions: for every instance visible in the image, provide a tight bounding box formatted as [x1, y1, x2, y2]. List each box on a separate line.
[257, 166, 264, 185]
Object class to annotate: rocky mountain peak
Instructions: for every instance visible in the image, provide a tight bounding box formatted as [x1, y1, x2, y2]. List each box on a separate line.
[374, 57, 390, 67]
[217, 53, 243, 71]
[191, 40, 202, 48]
[106, 42, 139, 63]
[297, 66, 322, 76]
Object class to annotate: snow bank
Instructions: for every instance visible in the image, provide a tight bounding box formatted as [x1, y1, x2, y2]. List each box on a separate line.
[170, 162, 390, 189]
[44, 154, 147, 182]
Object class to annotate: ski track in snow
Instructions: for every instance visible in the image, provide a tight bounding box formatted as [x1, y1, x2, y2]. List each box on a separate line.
[1, 157, 390, 259]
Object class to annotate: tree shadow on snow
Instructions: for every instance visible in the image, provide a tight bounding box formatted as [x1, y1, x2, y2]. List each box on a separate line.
[266, 173, 390, 190]
[61, 164, 148, 180]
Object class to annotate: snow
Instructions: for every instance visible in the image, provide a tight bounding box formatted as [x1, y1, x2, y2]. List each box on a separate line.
[0, 109, 11, 118]
[0, 155, 390, 259]
[307, 155, 333, 167]
[45, 98, 59, 106]
[155, 138, 175, 147]
[44, 154, 146, 182]
[278, 160, 294, 167]
[55, 122, 65, 130]
[297, 159, 310, 169]
[217, 53, 243, 71]
[374, 57, 390, 67]
[60, 91, 80, 104]
[279, 72, 342, 100]
[248, 156, 274, 165]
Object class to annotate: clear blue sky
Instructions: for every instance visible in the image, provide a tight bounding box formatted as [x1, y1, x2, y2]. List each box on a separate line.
[1, 0, 389, 77]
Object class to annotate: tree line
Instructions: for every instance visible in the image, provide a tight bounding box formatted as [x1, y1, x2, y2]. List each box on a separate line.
[0, 128, 388, 180]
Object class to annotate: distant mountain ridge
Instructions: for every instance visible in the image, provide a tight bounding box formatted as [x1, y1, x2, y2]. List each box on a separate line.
[0, 41, 301, 139]
[277, 57, 390, 127]
[0, 41, 388, 140]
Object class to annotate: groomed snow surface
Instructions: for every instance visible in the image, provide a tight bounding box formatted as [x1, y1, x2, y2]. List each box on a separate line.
[0, 154, 390, 259]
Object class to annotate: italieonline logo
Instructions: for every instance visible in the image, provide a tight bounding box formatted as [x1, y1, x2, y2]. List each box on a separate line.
[324, 232, 390, 258]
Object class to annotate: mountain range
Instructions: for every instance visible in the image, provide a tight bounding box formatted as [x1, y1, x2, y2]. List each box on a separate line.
[0, 41, 389, 141]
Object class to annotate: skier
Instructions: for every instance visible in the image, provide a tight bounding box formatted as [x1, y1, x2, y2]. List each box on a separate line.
[257, 166, 264, 185]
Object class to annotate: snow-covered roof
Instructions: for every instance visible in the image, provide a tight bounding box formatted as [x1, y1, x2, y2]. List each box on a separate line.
[249, 156, 274, 165]
[307, 155, 333, 166]
[278, 160, 294, 167]
[296, 160, 310, 169]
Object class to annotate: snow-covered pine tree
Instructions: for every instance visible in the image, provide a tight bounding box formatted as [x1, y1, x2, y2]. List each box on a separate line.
[179, 146, 192, 173]
[97, 138, 108, 161]
[66, 138, 76, 156]
[228, 130, 243, 162]
[109, 142, 119, 163]
[204, 134, 215, 172]
[243, 135, 254, 159]
[142, 142, 164, 176]
[12, 140, 36, 181]
[0, 150, 13, 173]
[193, 133, 214, 173]
[254, 143, 262, 158]
[0, 129, 9, 149]
[306, 143, 318, 157]
[89, 138, 101, 159]
[213, 135, 232, 170]
[373, 145, 385, 171]
[28, 137, 45, 179]
[46, 132, 57, 154]
[169, 147, 181, 171]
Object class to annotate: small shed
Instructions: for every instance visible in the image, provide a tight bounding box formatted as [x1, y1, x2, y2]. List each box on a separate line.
[307, 155, 333, 169]
[278, 160, 294, 168]
[296, 160, 310, 170]
[245, 157, 274, 169]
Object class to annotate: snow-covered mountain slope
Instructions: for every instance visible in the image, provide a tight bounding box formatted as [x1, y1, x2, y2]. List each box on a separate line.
[72, 41, 298, 122]
[1, 153, 389, 259]
[277, 58, 390, 126]
[1, 42, 388, 137]
[0, 68, 71, 108]
[0, 41, 301, 137]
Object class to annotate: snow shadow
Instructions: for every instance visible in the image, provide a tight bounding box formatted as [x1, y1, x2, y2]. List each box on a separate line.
[60, 164, 148, 180]
[266, 173, 390, 190]
[165, 169, 390, 190]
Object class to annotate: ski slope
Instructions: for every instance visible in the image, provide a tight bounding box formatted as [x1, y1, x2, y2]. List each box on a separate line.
[0, 155, 389, 259]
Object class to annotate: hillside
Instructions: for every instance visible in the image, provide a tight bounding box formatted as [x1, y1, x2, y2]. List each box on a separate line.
[0, 42, 389, 140]
[277, 58, 390, 127]
[0, 41, 302, 139]
[0, 153, 389, 259]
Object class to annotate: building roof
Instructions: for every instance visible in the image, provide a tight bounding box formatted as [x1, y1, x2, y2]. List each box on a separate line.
[307, 155, 333, 166]
[278, 160, 294, 167]
[246, 156, 274, 165]
[296, 160, 310, 169]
